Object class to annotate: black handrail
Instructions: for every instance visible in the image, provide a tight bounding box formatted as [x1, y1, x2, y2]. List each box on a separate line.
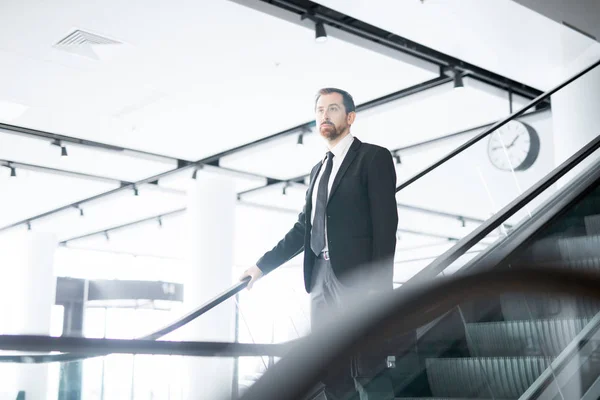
[0, 335, 291, 358]
[239, 266, 600, 400]
[0, 277, 251, 363]
[395, 58, 600, 193]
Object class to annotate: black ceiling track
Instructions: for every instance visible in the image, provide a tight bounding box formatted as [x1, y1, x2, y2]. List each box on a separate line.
[259, 0, 546, 102]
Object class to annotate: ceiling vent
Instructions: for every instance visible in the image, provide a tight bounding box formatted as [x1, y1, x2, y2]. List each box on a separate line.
[54, 29, 123, 60]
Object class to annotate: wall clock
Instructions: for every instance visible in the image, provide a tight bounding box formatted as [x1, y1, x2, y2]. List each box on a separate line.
[487, 120, 540, 171]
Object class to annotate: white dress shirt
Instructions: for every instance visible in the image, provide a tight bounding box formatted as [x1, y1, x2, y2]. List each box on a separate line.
[310, 133, 355, 253]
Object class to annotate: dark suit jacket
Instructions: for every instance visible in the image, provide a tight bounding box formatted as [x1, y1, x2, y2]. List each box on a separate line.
[256, 137, 399, 293]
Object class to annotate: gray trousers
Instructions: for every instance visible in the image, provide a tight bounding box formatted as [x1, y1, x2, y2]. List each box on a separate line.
[309, 257, 395, 400]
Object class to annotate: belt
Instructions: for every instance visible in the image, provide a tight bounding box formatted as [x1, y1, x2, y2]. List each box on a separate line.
[318, 251, 330, 260]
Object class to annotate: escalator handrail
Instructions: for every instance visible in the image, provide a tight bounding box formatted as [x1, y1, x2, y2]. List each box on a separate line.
[0, 277, 251, 363]
[403, 131, 600, 288]
[240, 266, 600, 400]
[0, 335, 293, 358]
[395, 58, 600, 193]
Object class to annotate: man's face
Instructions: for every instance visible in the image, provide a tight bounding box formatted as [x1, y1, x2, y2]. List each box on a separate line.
[315, 93, 354, 141]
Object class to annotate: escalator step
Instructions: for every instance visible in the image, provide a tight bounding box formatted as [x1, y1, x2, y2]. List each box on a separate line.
[500, 283, 600, 320]
[530, 235, 600, 263]
[558, 235, 600, 260]
[425, 357, 551, 398]
[465, 318, 590, 357]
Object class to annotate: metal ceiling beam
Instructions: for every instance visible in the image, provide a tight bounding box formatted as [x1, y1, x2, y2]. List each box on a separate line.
[0, 159, 130, 186]
[0, 122, 180, 164]
[253, 0, 546, 102]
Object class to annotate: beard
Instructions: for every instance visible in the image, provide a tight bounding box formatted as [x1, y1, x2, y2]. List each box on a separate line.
[319, 122, 345, 140]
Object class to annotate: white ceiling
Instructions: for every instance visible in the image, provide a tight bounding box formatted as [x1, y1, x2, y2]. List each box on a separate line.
[0, 0, 562, 269]
[0, 0, 438, 161]
[312, 0, 600, 91]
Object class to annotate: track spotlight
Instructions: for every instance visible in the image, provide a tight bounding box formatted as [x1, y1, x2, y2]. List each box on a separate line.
[104, 231, 110, 241]
[394, 153, 401, 164]
[315, 22, 327, 43]
[282, 183, 288, 195]
[9, 166, 16, 177]
[133, 186, 139, 196]
[75, 205, 84, 217]
[52, 140, 68, 157]
[158, 216, 163, 228]
[453, 71, 464, 90]
[191, 164, 204, 179]
[297, 134, 304, 146]
[26, 221, 31, 231]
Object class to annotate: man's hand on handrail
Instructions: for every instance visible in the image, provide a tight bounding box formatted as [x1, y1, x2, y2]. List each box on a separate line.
[240, 265, 264, 290]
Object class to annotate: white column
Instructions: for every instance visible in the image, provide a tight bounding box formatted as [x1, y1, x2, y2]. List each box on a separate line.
[552, 45, 600, 181]
[0, 229, 57, 399]
[181, 172, 236, 400]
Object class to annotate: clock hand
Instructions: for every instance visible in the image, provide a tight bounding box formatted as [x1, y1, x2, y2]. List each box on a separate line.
[507, 135, 519, 148]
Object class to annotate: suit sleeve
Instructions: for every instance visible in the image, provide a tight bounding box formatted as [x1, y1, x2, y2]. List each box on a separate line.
[367, 147, 399, 284]
[255, 193, 307, 275]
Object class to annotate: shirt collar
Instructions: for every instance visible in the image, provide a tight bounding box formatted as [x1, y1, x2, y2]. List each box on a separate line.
[323, 133, 354, 162]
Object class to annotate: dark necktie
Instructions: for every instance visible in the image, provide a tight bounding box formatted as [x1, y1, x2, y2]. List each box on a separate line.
[311, 151, 334, 256]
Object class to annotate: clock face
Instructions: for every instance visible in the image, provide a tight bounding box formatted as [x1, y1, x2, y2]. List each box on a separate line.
[487, 121, 540, 171]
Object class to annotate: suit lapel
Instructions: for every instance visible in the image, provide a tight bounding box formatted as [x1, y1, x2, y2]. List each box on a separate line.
[305, 162, 323, 219]
[328, 138, 361, 204]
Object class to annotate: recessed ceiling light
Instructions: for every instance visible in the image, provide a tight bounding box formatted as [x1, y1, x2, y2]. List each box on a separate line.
[0, 101, 28, 122]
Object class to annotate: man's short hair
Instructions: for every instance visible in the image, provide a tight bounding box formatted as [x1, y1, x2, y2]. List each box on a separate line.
[315, 88, 356, 114]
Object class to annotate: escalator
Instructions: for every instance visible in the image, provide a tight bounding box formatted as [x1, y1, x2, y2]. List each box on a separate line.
[392, 153, 600, 399]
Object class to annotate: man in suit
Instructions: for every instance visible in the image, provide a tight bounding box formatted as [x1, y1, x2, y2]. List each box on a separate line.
[240, 88, 398, 399]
